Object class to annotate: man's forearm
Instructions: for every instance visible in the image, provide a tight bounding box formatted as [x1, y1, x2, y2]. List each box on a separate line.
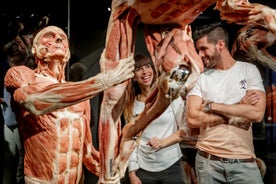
[210, 102, 263, 122]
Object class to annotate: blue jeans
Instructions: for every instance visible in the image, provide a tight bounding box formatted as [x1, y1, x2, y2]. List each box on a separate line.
[195, 152, 263, 184]
[136, 159, 185, 184]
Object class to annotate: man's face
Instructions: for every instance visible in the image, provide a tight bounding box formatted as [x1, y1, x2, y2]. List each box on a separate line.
[32, 26, 70, 62]
[195, 36, 221, 69]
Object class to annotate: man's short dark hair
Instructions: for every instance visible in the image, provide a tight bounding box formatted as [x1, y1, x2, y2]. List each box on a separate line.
[193, 21, 229, 47]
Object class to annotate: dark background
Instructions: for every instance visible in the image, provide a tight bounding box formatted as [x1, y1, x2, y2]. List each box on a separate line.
[1, 0, 276, 183]
[1, 0, 275, 60]
[0, 0, 111, 57]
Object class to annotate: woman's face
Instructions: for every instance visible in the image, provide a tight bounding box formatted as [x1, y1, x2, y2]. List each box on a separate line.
[134, 63, 154, 88]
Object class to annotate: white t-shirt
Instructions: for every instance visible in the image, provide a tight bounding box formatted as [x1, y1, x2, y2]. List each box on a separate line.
[187, 61, 265, 159]
[128, 97, 184, 172]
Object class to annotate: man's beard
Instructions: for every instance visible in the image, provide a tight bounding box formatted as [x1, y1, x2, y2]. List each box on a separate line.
[205, 49, 222, 69]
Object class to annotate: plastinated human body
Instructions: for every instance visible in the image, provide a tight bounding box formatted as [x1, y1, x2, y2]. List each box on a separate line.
[4, 26, 134, 183]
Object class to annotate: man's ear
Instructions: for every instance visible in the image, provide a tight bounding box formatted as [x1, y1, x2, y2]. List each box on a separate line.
[217, 40, 225, 50]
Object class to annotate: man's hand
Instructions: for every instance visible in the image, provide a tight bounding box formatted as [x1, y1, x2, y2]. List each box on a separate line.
[229, 117, 251, 130]
[228, 92, 261, 130]
[239, 92, 260, 105]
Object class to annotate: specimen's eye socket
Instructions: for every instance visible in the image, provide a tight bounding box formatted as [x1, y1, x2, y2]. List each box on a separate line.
[43, 33, 54, 40]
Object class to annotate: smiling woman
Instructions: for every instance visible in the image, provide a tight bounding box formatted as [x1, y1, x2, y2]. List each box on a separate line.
[1, 0, 276, 184]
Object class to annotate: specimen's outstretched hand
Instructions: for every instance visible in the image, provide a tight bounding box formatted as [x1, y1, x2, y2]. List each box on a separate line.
[99, 50, 134, 88]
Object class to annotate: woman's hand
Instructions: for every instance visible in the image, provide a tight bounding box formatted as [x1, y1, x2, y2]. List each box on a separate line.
[147, 136, 163, 150]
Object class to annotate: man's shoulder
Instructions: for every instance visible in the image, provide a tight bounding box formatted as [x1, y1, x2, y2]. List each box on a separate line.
[235, 61, 261, 74]
[236, 61, 256, 68]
